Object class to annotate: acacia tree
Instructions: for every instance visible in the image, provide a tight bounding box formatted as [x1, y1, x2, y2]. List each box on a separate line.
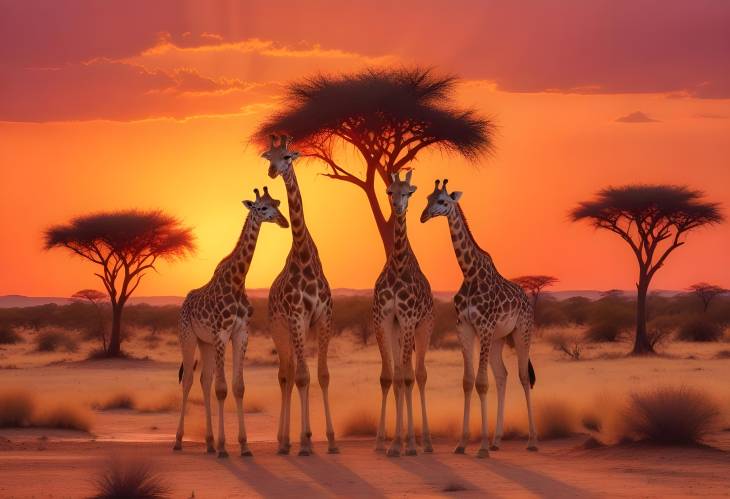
[45, 211, 195, 357]
[572, 185, 723, 355]
[688, 282, 728, 312]
[254, 67, 493, 257]
[71, 289, 108, 353]
[512, 275, 559, 307]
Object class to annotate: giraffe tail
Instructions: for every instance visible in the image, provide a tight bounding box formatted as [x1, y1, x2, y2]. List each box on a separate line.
[528, 359, 536, 389]
[178, 359, 198, 383]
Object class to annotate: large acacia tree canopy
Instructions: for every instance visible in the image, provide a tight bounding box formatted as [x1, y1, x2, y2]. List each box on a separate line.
[255, 67, 494, 171]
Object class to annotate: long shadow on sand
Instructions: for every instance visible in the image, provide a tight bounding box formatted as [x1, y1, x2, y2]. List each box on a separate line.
[480, 457, 593, 498]
[289, 453, 386, 498]
[392, 453, 487, 496]
[218, 457, 322, 497]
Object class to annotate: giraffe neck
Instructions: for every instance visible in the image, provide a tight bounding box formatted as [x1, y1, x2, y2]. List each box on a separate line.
[391, 209, 413, 269]
[447, 204, 496, 280]
[216, 213, 261, 284]
[282, 168, 310, 247]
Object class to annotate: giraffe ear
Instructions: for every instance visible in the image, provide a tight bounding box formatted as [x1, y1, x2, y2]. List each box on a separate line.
[409, 185, 418, 194]
[261, 152, 271, 160]
[243, 200, 255, 209]
[450, 191, 463, 202]
[273, 199, 281, 207]
[289, 151, 300, 160]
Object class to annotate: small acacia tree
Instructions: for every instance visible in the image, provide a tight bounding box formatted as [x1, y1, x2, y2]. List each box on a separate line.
[687, 282, 728, 313]
[572, 185, 722, 355]
[254, 67, 494, 257]
[71, 289, 108, 353]
[45, 211, 195, 357]
[512, 275, 559, 307]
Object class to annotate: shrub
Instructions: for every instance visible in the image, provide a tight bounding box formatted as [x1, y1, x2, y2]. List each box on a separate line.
[341, 407, 378, 437]
[584, 322, 622, 343]
[91, 459, 170, 499]
[0, 325, 22, 344]
[544, 331, 582, 360]
[35, 405, 92, 432]
[442, 482, 469, 492]
[620, 386, 721, 445]
[677, 318, 723, 342]
[537, 400, 577, 439]
[35, 328, 79, 352]
[0, 390, 34, 427]
[95, 393, 136, 411]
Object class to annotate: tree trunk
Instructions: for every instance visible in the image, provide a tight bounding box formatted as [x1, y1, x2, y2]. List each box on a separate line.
[108, 304, 123, 357]
[632, 278, 654, 355]
[363, 182, 394, 258]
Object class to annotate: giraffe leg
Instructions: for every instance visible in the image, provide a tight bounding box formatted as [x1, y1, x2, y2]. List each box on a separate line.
[231, 324, 252, 456]
[402, 328, 418, 456]
[475, 329, 493, 458]
[387, 323, 404, 458]
[198, 341, 216, 454]
[374, 313, 394, 452]
[214, 331, 231, 458]
[289, 316, 312, 456]
[174, 329, 196, 451]
[455, 321, 475, 454]
[514, 326, 538, 451]
[270, 317, 292, 454]
[415, 315, 433, 453]
[314, 309, 339, 453]
[489, 336, 508, 451]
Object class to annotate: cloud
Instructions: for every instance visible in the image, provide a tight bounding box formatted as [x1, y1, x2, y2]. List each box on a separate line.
[615, 111, 660, 123]
[694, 113, 728, 120]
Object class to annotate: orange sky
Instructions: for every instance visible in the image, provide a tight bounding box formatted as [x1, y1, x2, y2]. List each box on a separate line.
[1, 1, 729, 296]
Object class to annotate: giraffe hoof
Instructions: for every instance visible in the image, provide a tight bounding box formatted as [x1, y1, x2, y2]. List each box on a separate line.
[172, 442, 182, 451]
[217, 450, 229, 459]
[386, 448, 401, 458]
[476, 448, 490, 459]
[527, 445, 539, 452]
[454, 446, 466, 454]
[241, 449, 253, 457]
[405, 449, 417, 456]
[298, 449, 311, 457]
[328, 446, 340, 454]
[489, 445, 500, 451]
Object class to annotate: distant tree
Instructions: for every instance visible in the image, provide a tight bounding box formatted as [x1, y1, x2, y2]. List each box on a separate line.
[45, 211, 195, 357]
[600, 289, 625, 299]
[688, 282, 728, 313]
[71, 289, 109, 353]
[512, 275, 559, 307]
[572, 185, 723, 355]
[254, 67, 494, 257]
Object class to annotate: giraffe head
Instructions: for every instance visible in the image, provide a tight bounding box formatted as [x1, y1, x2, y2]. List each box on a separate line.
[420, 178, 463, 223]
[261, 134, 300, 179]
[242, 187, 289, 228]
[387, 170, 418, 216]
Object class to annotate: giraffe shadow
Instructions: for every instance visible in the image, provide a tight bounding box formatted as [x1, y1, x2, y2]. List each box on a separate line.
[217, 458, 321, 497]
[392, 453, 488, 496]
[480, 458, 593, 498]
[288, 453, 386, 498]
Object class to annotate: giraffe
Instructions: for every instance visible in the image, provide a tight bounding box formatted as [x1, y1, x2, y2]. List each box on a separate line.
[174, 187, 289, 458]
[373, 170, 434, 457]
[420, 179, 538, 458]
[261, 134, 338, 456]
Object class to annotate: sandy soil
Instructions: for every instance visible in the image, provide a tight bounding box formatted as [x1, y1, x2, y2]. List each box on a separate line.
[1, 331, 729, 497]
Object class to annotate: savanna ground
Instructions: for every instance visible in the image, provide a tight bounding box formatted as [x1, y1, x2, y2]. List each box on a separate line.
[1, 299, 730, 498]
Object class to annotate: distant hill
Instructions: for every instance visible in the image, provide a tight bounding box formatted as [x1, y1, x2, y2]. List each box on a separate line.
[0, 288, 684, 308]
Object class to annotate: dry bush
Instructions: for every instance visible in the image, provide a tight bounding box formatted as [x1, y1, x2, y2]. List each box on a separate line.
[340, 406, 379, 437]
[0, 325, 22, 344]
[715, 350, 730, 359]
[537, 400, 578, 439]
[136, 393, 178, 413]
[619, 386, 721, 445]
[677, 318, 723, 342]
[35, 327, 79, 352]
[442, 481, 469, 492]
[0, 390, 34, 427]
[584, 322, 622, 343]
[244, 396, 266, 414]
[91, 458, 170, 499]
[544, 331, 583, 360]
[35, 404, 92, 432]
[581, 412, 602, 432]
[94, 392, 136, 411]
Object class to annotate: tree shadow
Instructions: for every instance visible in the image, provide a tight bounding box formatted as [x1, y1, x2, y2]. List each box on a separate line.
[483, 458, 593, 498]
[217, 458, 321, 497]
[392, 454, 488, 496]
[288, 453, 386, 498]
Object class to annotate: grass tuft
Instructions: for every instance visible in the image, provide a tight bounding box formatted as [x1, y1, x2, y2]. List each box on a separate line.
[91, 458, 170, 499]
[0, 390, 34, 427]
[36, 328, 79, 352]
[94, 393, 136, 411]
[0, 326, 22, 344]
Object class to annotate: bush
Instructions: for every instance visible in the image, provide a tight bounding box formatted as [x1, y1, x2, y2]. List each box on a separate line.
[537, 400, 577, 439]
[544, 331, 582, 360]
[0, 390, 34, 427]
[91, 459, 169, 499]
[35, 328, 79, 352]
[0, 325, 22, 344]
[620, 386, 721, 445]
[677, 318, 723, 342]
[341, 407, 378, 437]
[95, 393, 136, 411]
[34, 405, 92, 432]
[584, 322, 622, 343]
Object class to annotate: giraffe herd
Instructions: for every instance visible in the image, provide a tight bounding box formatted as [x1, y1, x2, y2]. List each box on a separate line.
[175, 134, 537, 459]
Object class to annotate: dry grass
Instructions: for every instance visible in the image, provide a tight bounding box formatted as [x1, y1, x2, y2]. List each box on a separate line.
[714, 350, 730, 359]
[341, 405, 379, 437]
[544, 330, 583, 360]
[536, 399, 578, 439]
[35, 328, 79, 352]
[0, 389, 91, 431]
[136, 392, 179, 413]
[91, 458, 169, 499]
[581, 412, 602, 432]
[442, 481, 469, 492]
[619, 386, 721, 445]
[94, 392, 136, 411]
[0, 325, 22, 344]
